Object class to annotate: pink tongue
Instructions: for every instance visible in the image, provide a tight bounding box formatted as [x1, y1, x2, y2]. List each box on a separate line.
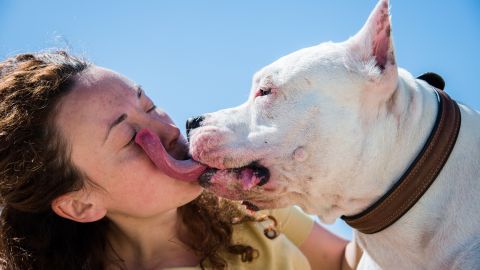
[135, 128, 207, 182]
[240, 168, 261, 190]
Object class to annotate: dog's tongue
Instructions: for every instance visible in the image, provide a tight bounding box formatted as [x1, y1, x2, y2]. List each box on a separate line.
[240, 168, 261, 190]
[135, 128, 207, 182]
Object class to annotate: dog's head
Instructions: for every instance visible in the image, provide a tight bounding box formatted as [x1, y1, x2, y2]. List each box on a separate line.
[189, 0, 400, 222]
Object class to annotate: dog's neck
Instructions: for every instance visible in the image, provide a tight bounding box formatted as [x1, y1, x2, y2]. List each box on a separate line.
[316, 69, 440, 222]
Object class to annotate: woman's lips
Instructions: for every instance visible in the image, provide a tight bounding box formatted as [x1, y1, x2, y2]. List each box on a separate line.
[135, 128, 207, 182]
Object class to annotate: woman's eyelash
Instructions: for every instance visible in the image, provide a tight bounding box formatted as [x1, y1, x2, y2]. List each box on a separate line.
[147, 105, 156, 113]
[123, 105, 155, 148]
[124, 106, 154, 148]
[126, 131, 137, 147]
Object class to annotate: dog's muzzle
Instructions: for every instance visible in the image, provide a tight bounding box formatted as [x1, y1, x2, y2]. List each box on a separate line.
[186, 115, 271, 193]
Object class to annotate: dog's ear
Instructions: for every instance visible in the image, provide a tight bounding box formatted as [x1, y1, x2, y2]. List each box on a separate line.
[346, 0, 398, 90]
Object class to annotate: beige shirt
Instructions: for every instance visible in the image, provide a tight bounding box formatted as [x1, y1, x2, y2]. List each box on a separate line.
[166, 206, 315, 270]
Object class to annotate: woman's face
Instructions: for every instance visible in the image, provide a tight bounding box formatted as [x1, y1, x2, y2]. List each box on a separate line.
[55, 66, 203, 218]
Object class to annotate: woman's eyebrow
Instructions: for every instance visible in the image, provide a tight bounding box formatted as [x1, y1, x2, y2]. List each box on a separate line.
[103, 86, 143, 145]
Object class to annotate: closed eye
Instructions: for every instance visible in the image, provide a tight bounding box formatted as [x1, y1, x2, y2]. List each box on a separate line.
[147, 105, 156, 113]
[124, 105, 156, 147]
[125, 130, 137, 147]
[124, 105, 156, 148]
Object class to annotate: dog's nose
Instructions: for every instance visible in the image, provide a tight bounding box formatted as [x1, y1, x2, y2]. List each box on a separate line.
[186, 115, 205, 141]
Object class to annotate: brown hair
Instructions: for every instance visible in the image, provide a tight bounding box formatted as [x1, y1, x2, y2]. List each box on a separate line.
[0, 51, 273, 270]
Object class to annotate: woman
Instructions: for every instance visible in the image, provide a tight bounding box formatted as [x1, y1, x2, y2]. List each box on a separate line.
[0, 51, 359, 269]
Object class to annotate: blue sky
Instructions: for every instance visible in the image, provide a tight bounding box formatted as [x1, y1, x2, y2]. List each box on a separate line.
[1, 0, 478, 240]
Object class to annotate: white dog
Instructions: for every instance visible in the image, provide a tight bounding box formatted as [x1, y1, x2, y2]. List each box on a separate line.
[187, 0, 480, 269]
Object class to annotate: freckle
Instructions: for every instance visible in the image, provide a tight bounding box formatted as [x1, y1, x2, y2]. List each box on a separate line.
[264, 141, 268, 144]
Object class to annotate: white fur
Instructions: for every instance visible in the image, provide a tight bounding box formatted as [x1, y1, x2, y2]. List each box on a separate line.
[189, 0, 480, 268]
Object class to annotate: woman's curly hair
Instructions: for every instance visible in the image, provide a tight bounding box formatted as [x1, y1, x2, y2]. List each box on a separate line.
[0, 51, 276, 270]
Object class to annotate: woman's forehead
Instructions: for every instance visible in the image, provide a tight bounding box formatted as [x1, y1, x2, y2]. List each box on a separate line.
[76, 66, 136, 93]
[65, 67, 138, 107]
[54, 67, 139, 139]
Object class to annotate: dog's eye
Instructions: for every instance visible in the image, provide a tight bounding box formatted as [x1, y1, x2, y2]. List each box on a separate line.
[256, 88, 272, 97]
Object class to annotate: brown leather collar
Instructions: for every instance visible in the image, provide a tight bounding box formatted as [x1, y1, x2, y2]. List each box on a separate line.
[341, 87, 461, 234]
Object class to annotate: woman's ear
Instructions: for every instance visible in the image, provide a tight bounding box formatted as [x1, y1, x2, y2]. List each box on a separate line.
[51, 190, 107, 223]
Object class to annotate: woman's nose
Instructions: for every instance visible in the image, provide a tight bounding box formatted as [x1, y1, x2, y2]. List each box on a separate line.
[162, 124, 181, 150]
[147, 115, 181, 152]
